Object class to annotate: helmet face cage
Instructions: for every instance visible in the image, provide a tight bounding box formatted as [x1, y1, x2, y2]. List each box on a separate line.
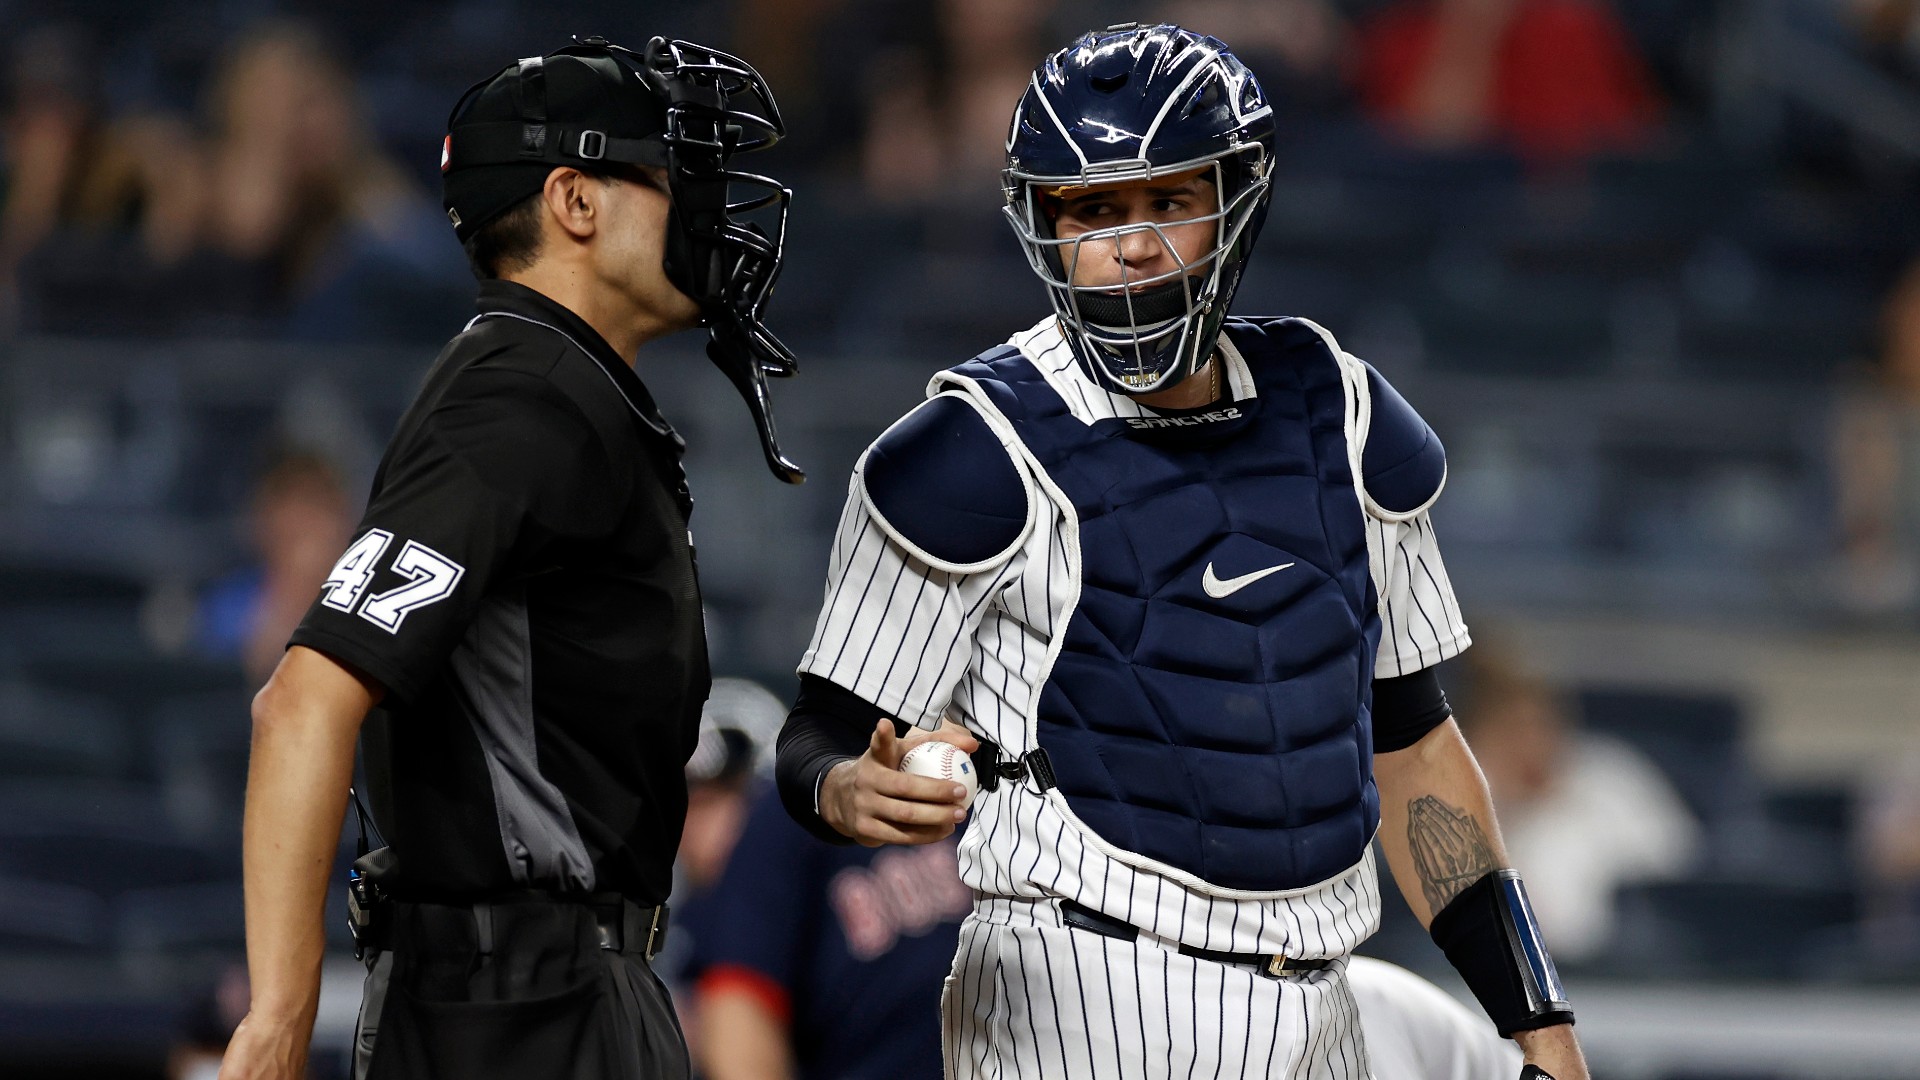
[1000, 24, 1277, 397]
[1003, 147, 1270, 394]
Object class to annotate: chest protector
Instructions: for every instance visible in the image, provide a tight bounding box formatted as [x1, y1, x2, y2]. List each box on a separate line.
[950, 318, 1381, 895]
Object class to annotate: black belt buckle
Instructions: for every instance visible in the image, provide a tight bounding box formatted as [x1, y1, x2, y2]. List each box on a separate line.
[1264, 954, 1324, 978]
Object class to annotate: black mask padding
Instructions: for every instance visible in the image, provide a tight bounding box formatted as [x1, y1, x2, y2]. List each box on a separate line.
[1075, 277, 1195, 328]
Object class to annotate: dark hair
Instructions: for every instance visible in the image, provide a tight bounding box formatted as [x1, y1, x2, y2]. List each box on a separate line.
[462, 191, 544, 280]
[459, 171, 645, 280]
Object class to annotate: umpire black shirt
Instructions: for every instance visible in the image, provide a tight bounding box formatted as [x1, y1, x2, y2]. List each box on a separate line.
[291, 279, 709, 905]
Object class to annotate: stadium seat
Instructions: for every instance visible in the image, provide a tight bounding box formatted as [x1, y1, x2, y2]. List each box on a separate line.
[0, 682, 132, 782]
[1612, 877, 1859, 978]
[0, 877, 112, 953]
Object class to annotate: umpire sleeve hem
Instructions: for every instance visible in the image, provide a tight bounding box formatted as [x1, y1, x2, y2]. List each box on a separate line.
[286, 625, 422, 706]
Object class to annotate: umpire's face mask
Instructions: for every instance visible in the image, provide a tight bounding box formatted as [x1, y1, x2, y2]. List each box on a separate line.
[443, 37, 806, 484]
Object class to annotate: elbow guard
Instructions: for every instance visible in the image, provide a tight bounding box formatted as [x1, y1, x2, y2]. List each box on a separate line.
[1429, 869, 1574, 1037]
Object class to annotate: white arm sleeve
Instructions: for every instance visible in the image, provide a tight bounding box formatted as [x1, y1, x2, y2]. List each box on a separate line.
[798, 482, 1019, 730]
[1370, 509, 1472, 678]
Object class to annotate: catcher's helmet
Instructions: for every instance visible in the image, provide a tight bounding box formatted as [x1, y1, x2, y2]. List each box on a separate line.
[1003, 24, 1275, 395]
[443, 36, 805, 483]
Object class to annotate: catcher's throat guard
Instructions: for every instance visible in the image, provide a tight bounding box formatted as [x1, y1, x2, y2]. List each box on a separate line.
[1002, 24, 1277, 397]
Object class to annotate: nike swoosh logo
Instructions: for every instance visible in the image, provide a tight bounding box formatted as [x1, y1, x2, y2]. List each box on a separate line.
[1201, 561, 1295, 599]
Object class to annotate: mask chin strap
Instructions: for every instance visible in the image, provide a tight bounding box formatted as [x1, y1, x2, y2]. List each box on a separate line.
[642, 37, 805, 485]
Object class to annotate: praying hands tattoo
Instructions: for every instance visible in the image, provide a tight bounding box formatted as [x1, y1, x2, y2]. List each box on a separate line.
[1407, 795, 1496, 915]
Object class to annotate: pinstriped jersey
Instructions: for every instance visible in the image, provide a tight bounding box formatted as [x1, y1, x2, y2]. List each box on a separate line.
[799, 316, 1469, 958]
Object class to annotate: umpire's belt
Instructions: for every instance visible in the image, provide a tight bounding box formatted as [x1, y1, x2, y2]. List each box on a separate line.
[381, 893, 668, 962]
[1059, 899, 1331, 979]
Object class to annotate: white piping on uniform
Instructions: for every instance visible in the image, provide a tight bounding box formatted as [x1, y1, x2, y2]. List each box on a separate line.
[467, 310, 673, 438]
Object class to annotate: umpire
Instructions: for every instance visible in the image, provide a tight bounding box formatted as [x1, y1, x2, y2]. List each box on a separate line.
[220, 36, 805, 1080]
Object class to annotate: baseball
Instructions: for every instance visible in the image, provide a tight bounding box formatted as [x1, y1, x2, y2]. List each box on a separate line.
[899, 741, 979, 809]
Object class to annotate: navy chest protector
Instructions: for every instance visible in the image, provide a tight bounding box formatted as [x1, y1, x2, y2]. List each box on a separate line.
[948, 319, 1382, 894]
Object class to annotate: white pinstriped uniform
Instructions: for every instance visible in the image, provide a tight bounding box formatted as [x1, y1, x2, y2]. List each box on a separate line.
[799, 317, 1471, 1078]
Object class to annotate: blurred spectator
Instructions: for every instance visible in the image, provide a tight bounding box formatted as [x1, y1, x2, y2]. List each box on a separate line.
[5, 19, 465, 339]
[197, 448, 355, 687]
[1352, 0, 1663, 165]
[202, 21, 467, 341]
[172, 963, 249, 1080]
[858, 0, 1051, 205]
[1156, 0, 1354, 121]
[0, 25, 90, 319]
[0, 25, 211, 330]
[1859, 742, 1920, 962]
[1450, 638, 1701, 962]
[1830, 256, 1920, 618]
[1854, 0, 1920, 77]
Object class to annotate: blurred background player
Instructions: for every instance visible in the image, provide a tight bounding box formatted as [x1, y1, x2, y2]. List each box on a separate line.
[1348, 955, 1523, 1079]
[682, 774, 970, 1080]
[661, 675, 969, 1080]
[676, 679, 787, 898]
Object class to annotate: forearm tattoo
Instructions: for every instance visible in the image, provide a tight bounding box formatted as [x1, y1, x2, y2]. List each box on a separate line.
[1407, 795, 1496, 915]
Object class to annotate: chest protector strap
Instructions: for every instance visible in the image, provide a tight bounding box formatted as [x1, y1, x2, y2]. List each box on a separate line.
[970, 739, 1057, 795]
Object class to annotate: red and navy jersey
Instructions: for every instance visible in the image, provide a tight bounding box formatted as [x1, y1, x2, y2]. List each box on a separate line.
[682, 784, 970, 1080]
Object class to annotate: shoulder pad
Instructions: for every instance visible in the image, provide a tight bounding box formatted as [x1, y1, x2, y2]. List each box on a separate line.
[1362, 363, 1446, 518]
[859, 394, 1033, 573]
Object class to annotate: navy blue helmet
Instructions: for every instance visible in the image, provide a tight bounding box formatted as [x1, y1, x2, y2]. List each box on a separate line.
[1003, 24, 1275, 395]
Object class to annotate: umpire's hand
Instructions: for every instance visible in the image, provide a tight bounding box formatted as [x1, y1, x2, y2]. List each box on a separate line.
[820, 720, 978, 847]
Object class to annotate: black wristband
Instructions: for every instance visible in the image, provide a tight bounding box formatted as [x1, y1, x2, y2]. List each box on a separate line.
[1429, 869, 1575, 1036]
[774, 676, 904, 845]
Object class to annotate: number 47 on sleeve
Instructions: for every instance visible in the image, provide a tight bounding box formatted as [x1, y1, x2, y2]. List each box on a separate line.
[320, 529, 466, 633]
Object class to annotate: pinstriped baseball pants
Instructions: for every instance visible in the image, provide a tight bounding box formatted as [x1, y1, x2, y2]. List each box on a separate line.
[942, 900, 1374, 1080]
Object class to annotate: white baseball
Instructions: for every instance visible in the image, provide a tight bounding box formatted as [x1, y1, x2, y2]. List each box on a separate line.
[899, 741, 979, 809]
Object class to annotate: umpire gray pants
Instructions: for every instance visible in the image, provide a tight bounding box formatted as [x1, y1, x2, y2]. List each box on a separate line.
[353, 896, 688, 1080]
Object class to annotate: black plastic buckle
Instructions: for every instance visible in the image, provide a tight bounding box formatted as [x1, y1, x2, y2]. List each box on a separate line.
[971, 741, 1057, 793]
